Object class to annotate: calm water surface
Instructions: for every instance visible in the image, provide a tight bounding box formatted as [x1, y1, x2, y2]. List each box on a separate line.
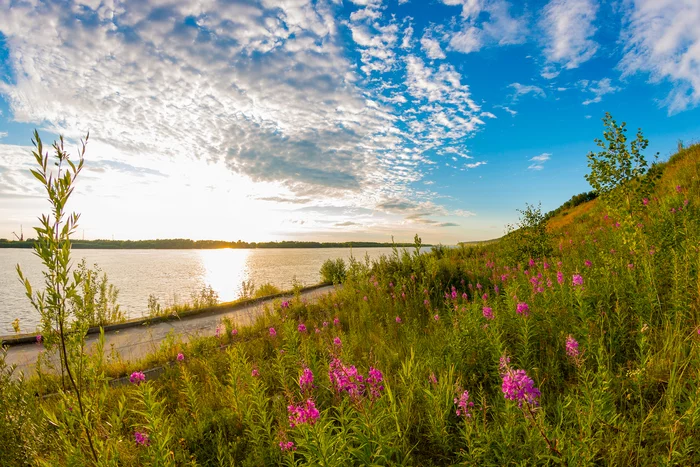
[0, 247, 425, 333]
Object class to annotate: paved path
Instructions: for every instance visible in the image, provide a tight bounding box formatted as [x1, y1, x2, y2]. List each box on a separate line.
[4, 285, 338, 376]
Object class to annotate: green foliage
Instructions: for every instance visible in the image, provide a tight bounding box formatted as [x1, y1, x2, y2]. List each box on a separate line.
[585, 112, 659, 218]
[320, 258, 347, 284]
[503, 202, 552, 263]
[72, 259, 126, 327]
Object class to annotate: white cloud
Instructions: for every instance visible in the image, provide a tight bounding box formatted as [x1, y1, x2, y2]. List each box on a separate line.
[540, 0, 598, 71]
[465, 161, 487, 169]
[509, 83, 546, 100]
[0, 131, 7, 139]
[421, 35, 446, 59]
[444, 0, 527, 54]
[579, 78, 619, 105]
[528, 152, 551, 170]
[495, 104, 517, 116]
[619, 0, 700, 113]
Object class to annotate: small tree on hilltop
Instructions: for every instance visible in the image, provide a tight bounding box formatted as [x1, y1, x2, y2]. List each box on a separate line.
[585, 112, 659, 219]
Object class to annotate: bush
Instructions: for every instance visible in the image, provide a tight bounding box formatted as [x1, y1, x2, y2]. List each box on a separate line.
[320, 258, 346, 284]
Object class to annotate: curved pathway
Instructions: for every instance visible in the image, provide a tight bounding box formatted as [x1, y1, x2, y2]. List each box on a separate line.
[4, 285, 338, 376]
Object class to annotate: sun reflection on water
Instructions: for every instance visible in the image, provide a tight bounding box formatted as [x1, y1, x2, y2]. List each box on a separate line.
[199, 249, 252, 302]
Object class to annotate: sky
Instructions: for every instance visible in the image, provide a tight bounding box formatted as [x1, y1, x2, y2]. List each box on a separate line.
[0, 0, 699, 244]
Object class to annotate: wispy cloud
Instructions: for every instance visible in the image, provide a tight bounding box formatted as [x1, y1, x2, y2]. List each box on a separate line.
[0, 131, 7, 139]
[540, 0, 598, 73]
[528, 153, 551, 170]
[495, 104, 518, 116]
[421, 33, 446, 59]
[444, 0, 527, 54]
[579, 78, 620, 105]
[465, 161, 487, 169]
[509, 83, 546, 100]
[619, 0, 700, 113]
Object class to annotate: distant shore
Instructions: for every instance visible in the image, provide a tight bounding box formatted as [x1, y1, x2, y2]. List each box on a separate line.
[0, 239, 430, 249]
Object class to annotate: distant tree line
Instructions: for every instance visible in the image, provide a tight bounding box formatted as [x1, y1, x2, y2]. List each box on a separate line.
[0, 238, 426, 249]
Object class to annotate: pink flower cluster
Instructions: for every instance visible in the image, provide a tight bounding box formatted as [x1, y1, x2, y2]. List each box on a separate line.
[299, 367, 315, 393]
[499, 358, 540, 408]
[287, 399, 320, 428]
[134, 431, 150, 446]
[298, 323, 307, 333]
[129, 371, 146, 385]
[565, 335, 580, 359]
[454, 390, 474, 417]
[279, 441, 296, 452]
[328, 358, 384, 401]
[482, 306, 493, 320]
[572, 274, 584, 287]
[516, 302, 530, 317]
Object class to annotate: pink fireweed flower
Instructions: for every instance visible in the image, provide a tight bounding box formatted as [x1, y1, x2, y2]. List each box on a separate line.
[363, 296, 368, 301]
[134, 431, 150, 446]
[287, 399, 320, 428]
[565, 335, 580, 359]
[429, 372, 438, 385]
[494, 285, 499, 294]
[642, 197, 649, 206]
[516, 302, 530, 317]
[333, 317, 340, 326]
[130, 371, 146, 385]
[451, 289, 458, 300]
[269, 327, 277, 337]
[315, 327, 321, 334]
[528, 258, 536, 267]
[177, 353, 184, 362]
[628, 263, 634, 269]
[251, 368, 259, 377]
[299, 367, 315, 393]
[424, 299, 430, 306]
[333, 336, 342, 347]
[281, 300, 290, 309]
[584, 260, 592, 268]
[482, 306, 493, 320]
[323, 321, 328, 328]
[482, 293, 488, 301]
[395, 316, 402, 324]
[298, 323, 307, 333]
[36, 334, 42, 344]
[572, 274, 583, 287]
[543, 262, 550, 270]
[461, 292, 468, 300]
[556, 271, 564, 285]
[676, 185, 682, 193]
[215, 325, 222, 339]
[476, 283, 483, 290]
[366, 367, 384, 400]
[501, 368, 541, 408]
[433, 314, 439, 321]
[279, 441, 296, 452]
[454, 390, 474, 417]
[231, 329, 238, 336]
[328, 358, 364, 400]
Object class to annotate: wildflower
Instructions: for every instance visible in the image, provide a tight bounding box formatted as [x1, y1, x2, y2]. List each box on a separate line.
[252, 368, 259, 377]
[36, 334, 42, 344]
[476, 283, 483, 290]
[429, 372, 438, 385]
[389, 282, 394, 288]
[676, 185, 682, 193]
[333, 336, 342, 347]
[130, 371, 146, 385]
[565, 335, 580, 359]
[328, 358, 364, 399]
[572, 274, 583, 287]
[461, 292, 468, 300]
[177, 353, 184, 362]
[584, 260, 592, 268]
[366, 367, 384, 400]
[215, 325, 222, 339]
[281, 300, 290, 309]
[395, 316, 402, 324]
[269, 327, 277, 337]
[231, 329, 238, 336]
[424, 299, 430, 306]
[501, 367, 540, 408]
[451, 289, 458, 300]
[500, 274, 508, 282]
[454, 390, 474, 417]
[363, 296, 368, 301]
[333, 317, 340, 326]
[482, 306, 493, 320]
[323, 321, 328, 328]
[279, 441, 296, 452]
[315, 327, 321, 334]
[134, 431, 150, 446]
[433, 314, 439, 321]
[556, 271, 564, 285]
[543, 262, 550, 270]
[299, 367, 315, 393]
[516, 302, 530, 317]
[642, 197, 649, 206]
[628, 263, 634, 269]
[298, 323, 307, 333]
[494, 285, 499, 294]
[288, 399, 320, 428]
[482, 293, 488, 301]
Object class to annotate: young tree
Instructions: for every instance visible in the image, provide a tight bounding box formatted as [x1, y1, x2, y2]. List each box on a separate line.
[16, 130, 98, 463]
[585, 112, 658, 218]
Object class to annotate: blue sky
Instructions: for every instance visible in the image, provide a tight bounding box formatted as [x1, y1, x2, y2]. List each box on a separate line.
[0, 0, 699, 243]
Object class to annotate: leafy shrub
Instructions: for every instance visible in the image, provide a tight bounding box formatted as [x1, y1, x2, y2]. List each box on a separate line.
[320, 258, 347, 284]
